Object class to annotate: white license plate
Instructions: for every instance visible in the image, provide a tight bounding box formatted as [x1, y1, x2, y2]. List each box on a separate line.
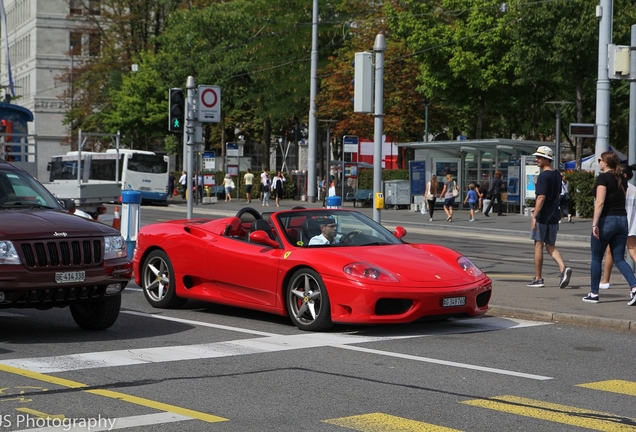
[442, 296, 466, 307]
[55, 271, 86, 283]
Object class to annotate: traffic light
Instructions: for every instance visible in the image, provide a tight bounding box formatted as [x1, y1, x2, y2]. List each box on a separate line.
[168, 88, 184, 132]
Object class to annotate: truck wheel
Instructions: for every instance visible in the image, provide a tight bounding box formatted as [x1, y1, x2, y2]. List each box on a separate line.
[70, 295, 121, 330]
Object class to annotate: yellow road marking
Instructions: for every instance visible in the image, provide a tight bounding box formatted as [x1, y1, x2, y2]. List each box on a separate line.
[15, 408, 64, 420]
[0, 364, 227, 424]
[323, 412, 462, 431]
[578, 380, 636, 397]
[462, 395, 636, 431]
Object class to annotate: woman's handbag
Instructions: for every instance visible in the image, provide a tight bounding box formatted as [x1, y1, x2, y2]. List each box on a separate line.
[425, 183, 434, 200]
[452, 181, 459, 198]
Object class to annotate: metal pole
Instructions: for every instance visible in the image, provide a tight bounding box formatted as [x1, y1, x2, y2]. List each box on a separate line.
[70, 45, 74, 148]
[555, 107, 561, 169]
[115, 131, 120, 184]
[77, 128, 82, 185]
[594, 0, 612, 171]
[373, 34, 385, 223]
[425, 104, 429, 143]
[306, 0, 319, 202]
[545, 101, 570, 169]
[629, 24, 636, 182]
[326, 124, 330, 190]
[185, 76, 195, 219]
[628, 25, 636, 271]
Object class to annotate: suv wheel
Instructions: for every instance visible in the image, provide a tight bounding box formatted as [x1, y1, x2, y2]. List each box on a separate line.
[70, 295, 121, 330]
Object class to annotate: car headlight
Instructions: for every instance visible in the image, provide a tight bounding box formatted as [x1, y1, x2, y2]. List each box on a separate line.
[343, 262, 399, 282]
[457, 256, 483, 277]
[0, 240, 21, 265]
[104, 235, 128, 259]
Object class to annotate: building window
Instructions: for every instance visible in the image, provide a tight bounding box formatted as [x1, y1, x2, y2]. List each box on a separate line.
[88, 33, 101, 57]
[70, 32, 82, 56]
[70, 0, 82, 15]
[89, 0, 101, 15]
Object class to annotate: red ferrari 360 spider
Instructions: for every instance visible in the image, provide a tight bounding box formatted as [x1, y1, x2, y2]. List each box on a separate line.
[132, 207, 491, 331]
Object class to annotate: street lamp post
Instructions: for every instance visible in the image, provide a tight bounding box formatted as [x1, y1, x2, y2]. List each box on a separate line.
[319, 119, 338, 199]
[423, 99, 430, 142]
[70, 44, 74, 150]
[545, 101, 572, 169]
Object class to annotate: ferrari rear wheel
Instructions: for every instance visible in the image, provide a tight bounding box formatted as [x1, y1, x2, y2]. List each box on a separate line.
[286, 268, 333, 331]
[141, 250, 186, 309]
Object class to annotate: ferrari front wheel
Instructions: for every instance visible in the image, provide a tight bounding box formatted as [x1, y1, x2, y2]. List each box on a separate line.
[141, 250, 186, 309]
[286, 268, 333, 331]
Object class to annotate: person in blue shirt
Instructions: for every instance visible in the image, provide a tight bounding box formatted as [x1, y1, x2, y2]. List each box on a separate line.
[464, 183, 478, 222]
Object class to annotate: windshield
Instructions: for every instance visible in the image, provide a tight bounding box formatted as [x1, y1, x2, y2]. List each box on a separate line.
[276, 210, 403, 247]
[0, 167, 62, 209]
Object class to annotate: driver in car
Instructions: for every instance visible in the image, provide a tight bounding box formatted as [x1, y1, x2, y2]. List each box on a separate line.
[309, 216, 339, 245]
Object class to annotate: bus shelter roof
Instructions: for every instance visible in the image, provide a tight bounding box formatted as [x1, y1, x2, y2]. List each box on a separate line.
[394, 138, 552, 155]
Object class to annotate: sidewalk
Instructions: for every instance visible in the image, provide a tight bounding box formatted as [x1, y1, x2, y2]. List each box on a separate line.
[164, 196, 636, 332]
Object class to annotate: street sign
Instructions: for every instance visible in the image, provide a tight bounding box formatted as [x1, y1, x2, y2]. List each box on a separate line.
[197, 85, 221, 123]
[343, 135, 359, 153]
[569, 123, 596, 138]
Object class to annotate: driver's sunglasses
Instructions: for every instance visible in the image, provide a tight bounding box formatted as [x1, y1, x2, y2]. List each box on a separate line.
[326, 224, 337, 228]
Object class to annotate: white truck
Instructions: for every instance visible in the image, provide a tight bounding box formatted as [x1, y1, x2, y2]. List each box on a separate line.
[45, 152, 121, 220]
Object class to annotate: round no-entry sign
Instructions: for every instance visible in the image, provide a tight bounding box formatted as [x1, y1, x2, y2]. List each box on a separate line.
[201, 88, 218, 108]
[198, 85, 221, 123]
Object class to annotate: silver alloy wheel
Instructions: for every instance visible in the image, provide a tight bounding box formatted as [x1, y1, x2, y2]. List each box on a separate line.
[143, 254, 171, 303]
[286, 268, 333, 331]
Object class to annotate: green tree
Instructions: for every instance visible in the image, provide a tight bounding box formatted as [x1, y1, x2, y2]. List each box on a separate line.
[387, 0, 516, 139]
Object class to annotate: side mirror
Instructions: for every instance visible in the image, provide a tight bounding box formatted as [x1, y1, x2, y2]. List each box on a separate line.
[60, 198, 76, 213]
[249, 230, 279, 248]
[393, 226, 407, 239]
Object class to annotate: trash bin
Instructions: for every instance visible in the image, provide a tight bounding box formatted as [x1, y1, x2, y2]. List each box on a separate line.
[326, 195, 342, 209]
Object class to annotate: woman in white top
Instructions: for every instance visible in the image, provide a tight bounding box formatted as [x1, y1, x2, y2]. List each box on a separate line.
[272, 171, 286, 207]
[424, 175, 438, 222]
[559, 172, 571, 223]
[221, 174, 234, 202]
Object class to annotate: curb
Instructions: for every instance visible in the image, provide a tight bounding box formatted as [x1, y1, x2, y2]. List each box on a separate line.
[385, 219, 589, 243]
[488, 305, 635, 331]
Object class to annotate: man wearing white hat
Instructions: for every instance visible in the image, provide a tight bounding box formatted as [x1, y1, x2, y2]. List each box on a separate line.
[528, 146, 573, 289]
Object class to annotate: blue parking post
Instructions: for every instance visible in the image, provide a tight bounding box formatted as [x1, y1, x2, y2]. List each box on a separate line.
[120, 190, 142, 259]
[326, 195, 342, 209]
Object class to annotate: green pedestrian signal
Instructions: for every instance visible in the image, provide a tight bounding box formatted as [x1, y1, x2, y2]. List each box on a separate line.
[168, 88, 184, 132]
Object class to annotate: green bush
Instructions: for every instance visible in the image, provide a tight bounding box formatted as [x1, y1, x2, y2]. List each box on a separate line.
[565, 171, 595, 218]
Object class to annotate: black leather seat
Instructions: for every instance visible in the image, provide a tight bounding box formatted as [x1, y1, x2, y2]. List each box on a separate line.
[300, 218, 322, 245]
[248, 219, 275, 240]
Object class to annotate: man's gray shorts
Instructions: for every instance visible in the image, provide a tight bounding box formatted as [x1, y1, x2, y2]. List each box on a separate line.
[530, 222, 559, 246]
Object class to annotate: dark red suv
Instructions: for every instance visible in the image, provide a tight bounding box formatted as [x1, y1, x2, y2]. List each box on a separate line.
[0, 159, 132, 330]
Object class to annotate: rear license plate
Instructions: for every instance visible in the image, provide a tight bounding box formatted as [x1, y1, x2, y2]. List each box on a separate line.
[55, 271, 85, 284]
[442, 296, 466, 307]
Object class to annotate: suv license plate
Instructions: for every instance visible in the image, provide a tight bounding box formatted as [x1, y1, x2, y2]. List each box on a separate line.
[442, 296, 466, 307]
[55, 271, 86, 284]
